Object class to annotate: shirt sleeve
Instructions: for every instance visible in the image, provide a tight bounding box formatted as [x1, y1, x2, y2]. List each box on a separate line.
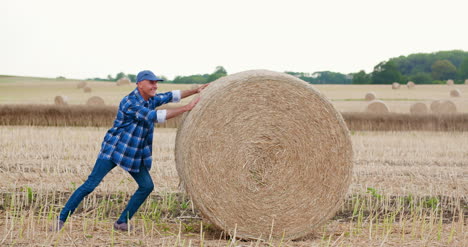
[171, 90, 181, 103]
[152, 90, 182, 107]
[121, 99, 163, 123]
[156, 110, 167, 123]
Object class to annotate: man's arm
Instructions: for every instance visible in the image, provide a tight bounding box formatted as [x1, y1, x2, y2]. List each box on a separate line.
[165, 97, 201, 120]
[180, 83, 209, 99]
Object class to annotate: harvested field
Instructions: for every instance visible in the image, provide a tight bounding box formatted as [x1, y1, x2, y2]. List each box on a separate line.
[0, 126, 466, 246]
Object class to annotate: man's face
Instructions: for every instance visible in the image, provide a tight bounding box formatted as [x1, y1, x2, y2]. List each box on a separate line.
[137, 80, 159, 99]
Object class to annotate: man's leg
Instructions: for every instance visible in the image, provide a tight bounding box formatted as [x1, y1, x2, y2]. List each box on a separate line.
[59, 159, 116, 223]
[116, 165, 154, 225]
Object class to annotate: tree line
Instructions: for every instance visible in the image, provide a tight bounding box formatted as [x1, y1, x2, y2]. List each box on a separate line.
[86, 66, 227, 84]
[352, 50, 468, 84]
[86, 50, 468, 85]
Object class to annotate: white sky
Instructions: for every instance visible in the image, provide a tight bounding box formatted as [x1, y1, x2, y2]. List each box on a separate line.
[2, 0, 468, 80]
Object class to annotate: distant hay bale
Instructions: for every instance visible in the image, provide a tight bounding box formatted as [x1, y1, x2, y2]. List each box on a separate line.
[407, 81, 415, 88]
[392, 82, 400, 89]
[77, 81, 87, 89]
[465, 79, 468, 85]
[366, 100, 389, 113]
[175, 70, 353, 240]
[450, 89, 461, 97]
[447, 79, 454, 86]
[83, 86, 92, 93]
[430, 100, 441, 112]
[439, 100, 457, 113]
[431, 100, 457, 114]
[409, 102, 428, 114]
[86, 96, 105, 106]
[54, 96, 68, 106]
[117, 78, 131, 86]
[364, 92, 376, 101]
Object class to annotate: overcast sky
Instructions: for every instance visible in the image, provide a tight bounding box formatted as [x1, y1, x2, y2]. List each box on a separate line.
[2, 0, 468, 80]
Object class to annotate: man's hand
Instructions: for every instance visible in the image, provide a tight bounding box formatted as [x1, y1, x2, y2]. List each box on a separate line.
[181, 83, 210, 99]
[185, 96, 201, 111]
[196, 83, 210, 93]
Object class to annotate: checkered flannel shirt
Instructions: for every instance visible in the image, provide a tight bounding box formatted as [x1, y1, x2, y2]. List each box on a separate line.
[98, 88, 181, 172]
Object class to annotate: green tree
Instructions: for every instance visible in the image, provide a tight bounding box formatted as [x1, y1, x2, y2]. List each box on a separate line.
[207, 66, 228, 83]
[127, 74, 136, 82]
[409, 72, 432, 84]
[387, 50, 468, 80]
[352, 70, 371, 84]
[115, 72, 126, 81]
[371, 61, 403, 84]
[172, 74, 209, 84]
[431, 60, 457, 80]
[458, 58, 468, 80]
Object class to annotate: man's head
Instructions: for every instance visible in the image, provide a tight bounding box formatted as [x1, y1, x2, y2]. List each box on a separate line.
[136, 70, 164, 83]
[136, 70, 164, 100]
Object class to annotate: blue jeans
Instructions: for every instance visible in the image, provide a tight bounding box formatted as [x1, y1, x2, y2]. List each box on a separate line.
[59, 158, 154, 223]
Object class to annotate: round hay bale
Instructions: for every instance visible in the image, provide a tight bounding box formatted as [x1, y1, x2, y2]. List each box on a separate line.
[365, 100, 389, 113]
[409, 102, 428, 114]
[83, 86, 92, 93]
[364, 92, 376, 101]
[175, 70, 353, 240]
[407, 81, 415, 88]
[117, 78, 131, 86]
[77, 81, 87, 89]
[450, 89, 461, 97]
[431, 100, 457, 114]
[392, 82, 400, 89]
[54, 95, 68, 106]
[446, 79, 454, 86]
[465, 79, 468, 85]
[86, 96, 105, 106]
[439, 100, 457, 113]
[430, 100, 441, 112]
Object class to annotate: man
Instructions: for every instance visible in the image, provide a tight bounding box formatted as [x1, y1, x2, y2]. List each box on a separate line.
[54, 70, 208, 231]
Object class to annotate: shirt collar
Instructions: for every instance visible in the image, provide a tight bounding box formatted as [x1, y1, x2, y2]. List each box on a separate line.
[133, 88, 149, 104]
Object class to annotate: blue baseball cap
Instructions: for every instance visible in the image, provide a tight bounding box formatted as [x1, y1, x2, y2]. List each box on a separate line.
[136, 70, 164, 83]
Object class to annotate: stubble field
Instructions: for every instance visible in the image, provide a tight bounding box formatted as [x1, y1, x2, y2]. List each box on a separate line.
[0, 75, 467, 246]
[0, 127, 466, 246]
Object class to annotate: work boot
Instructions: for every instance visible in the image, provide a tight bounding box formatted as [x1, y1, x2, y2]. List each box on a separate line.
[113, 221, 132, 232]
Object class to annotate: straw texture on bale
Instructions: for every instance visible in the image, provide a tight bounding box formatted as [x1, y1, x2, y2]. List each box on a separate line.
[117, 78, 131, 86]
[431, 100, 457, 114]
[77, 81, 87, 89]
[410, 102, 428, 114]
[175, 70, 353, 240]
[54, 96, 68, 106]
[365, 92, 376, 101]
[392, 82, 400, 89]
[366, 100, 389, 113]
[86, 96, 105, 106]
[83, 86, 92, 93]
[447, 79, 454, 86]
[450, 89, 461, 97]
[407, 81, 415, 88]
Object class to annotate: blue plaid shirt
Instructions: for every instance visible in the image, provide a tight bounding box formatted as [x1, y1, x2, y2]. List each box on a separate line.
[98, 88, 181, 172]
